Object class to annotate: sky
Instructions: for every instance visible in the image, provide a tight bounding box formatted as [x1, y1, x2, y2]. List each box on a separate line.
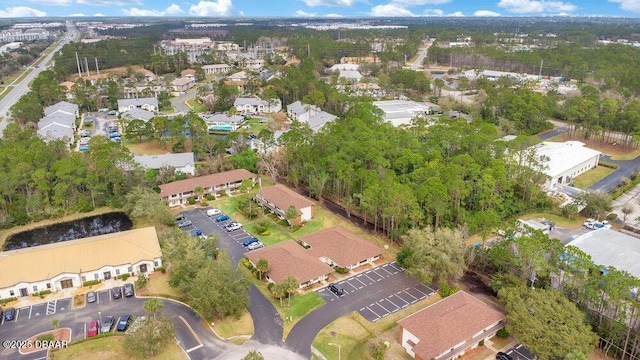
[0, 0, 639, 18]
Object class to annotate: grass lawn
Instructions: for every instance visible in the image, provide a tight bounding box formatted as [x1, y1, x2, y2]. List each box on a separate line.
[313, 294, 441, 360]
[185, 98, 208, 113]
[125, 141, 172, 155]
[284, 292, 326, 323]
[520, 212, 584, 230]
[137, 271, 184, 299]
[213, 310, 254, 341]
[572, 166, 615, 189]
[242, 117, 267, 134]
[49, 334, 187, 360]
[489, 335, 514, 350]
[243, 221, 296, 246]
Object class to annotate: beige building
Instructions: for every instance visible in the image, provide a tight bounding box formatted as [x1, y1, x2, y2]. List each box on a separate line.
[0, 227, 162, 299]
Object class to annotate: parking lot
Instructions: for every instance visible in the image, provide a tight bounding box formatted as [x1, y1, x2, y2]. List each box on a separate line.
[317, 261, 437, 322]
[506, 344, 535, 360]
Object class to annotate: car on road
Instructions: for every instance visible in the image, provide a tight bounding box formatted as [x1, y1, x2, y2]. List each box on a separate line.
[206, 208, 222, 216]
[496, 352, 513, 360]
[112, 286, 123, 299]
[101, 316, 114, 333]
[87, 320, 99, 337]
[4, 307, 16, 321]
[225, 222, 242, 232]
[189, 228, 203, 237]
[328, 283, 345, 296]
[242, 237, 260, 247]
[123, 283, 134, 297]
[216, 215, 230, 222]
[86, 291, 97, 303]
[177, 220, 192, 228]
[116, 315, 132, 332]
[246, 241, 265, 250]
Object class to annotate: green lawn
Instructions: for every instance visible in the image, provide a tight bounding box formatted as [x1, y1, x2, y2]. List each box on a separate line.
[520, 212, 584, 230]
[284, 291, 325, 321]
[572, 165, 615, 189]
[213, 310, 254, 341]
[243, 221, 295, 246]
[49, 335, 187, 360]
[185, 98, 207, 113]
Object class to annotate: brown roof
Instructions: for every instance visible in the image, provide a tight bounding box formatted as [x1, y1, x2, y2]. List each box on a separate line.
[257, 184, 314, 214]
[159, 169, 257, 198]
[245, 241, 333, 284]
[181, 69, 196, 76]
[0, 227, 161, 289]
[303, 226, 383, 268]
[398, 291, 505, 360]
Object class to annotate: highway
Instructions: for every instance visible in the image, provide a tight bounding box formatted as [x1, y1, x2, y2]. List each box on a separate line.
[0, 21, 78, 137]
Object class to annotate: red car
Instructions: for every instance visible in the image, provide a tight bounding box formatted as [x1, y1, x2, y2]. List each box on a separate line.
[87, 320, 99, 337]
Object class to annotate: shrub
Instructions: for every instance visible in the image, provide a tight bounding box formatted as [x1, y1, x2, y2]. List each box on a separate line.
[334, 266, 350, 274]
[598, 161, 619, 169]
[291, 225, 302, 232]
[0, 297, 17, 305]
[438, 284, 460, 298]
[241, 258, 253, 269]
[206, 195, 215, 201]
[201, 199, 209, 207]
[267, 282, 274, 290]
[278, 219, 289, 227]
[37, 334, 55, 342]
[83, 280, 101, 287]
[39, 290, 52, 296]
[606, 213, 618, 220]
[187, 197, 196, 205]
[157, 266, 166, 274]
[479, 339, 485, 346]
[119, 273, 131, 281]
[254, 219, 270, 234]
[370, 341, 386, 360]
[496, 328, 509, 338]
[135, 273, 148, 289]
[220, 190, 226, 197]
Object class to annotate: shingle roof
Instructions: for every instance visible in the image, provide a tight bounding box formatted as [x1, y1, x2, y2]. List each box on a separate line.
[303, 226, 383, 268]
[0, 227, 161, 289]
[37, 122, 74, 141]
[117, 97, 158, 108]
[234, 97, 267, 106]
[38, 112, 76, 128]
[171, 77, 194, 86]
[158, 169, 257, 198]
[287, 101, 318, 117]
[44, 101, 78, 116]
[257, 184, 314, 213]
[307, 110, 337, 132]
[121, 108, 156, 122]
[398, 291, 505, 360]
[245, 240, 334, 284]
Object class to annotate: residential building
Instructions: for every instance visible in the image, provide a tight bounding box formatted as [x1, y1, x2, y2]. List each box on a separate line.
[329, 63, 360, 72]
[159, 169, 259, 207]
[301, 226, 383, 270]
[160, 37, 213, 62]
[373, 100, 432, 127]
[121, 108, 156, 123]
[398, 291, 506, 360]
[524, 141, 601, 190]
[201, 113, 246, 132]
[255, 184, 315, 225]
[234, 97, 282, 114]
[0, 227, 162, 299]
[228, 71, 248, 81]
[223, 80, 247, 92]
[117, 97, 158, 113]
[45, 101, 79, 118]
[171, 77, 196, 95]
[245, 241, 334, 287]
[122, 85, 164, 100]
[134, 153, 196, 175]
[181, 69, 196, 79]
[287, 101, 337, 132]
[37, 122, 74, 146]
[566, 228, 640, 279]
[38, 112, 77, 131]
[203, 63, 232, 75]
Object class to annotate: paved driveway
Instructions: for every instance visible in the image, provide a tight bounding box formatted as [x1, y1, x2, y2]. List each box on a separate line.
[506, 344, 536, 360]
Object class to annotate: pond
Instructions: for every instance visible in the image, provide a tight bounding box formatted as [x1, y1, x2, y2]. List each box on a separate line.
[3, 212, 133, 251]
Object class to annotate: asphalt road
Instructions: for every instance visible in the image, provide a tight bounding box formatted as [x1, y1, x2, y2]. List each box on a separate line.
[589, 154, 640, 192]
[170, 89, 197, 114]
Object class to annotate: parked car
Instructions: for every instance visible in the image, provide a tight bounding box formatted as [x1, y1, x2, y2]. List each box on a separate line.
[108, 132, 121, 139]
[225, 222, 242, 232]
[190, 229, 203, 237]
[79, 145, 90, 151]
[101, 316, 114, 333]
[246, 241, 265, 250]
[116, 315, 131, 332]
[175, 213, 185, 222]
[79, 137, 90, 146]
[4, 307, 16, 321]
[87, 320, 99, 337]
[242, 237, 260, 247]
[206, 208, 222, 216]
[111, 137, 121, 143]
[496, 352, 513, 360]
[111, 286, 123, 299]
[328, 283, 345, 296]
[177, 220, 192, 228]
[216, 215, 230, 222]
[80, 129, 91, 137]
[123, 283, 134, 297]
[86, 291, 97, 303]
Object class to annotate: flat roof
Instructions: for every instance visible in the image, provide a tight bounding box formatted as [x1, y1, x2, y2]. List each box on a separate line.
[0, 227, 161, 289]
[567, 228, 640, 278]
[534, 141, 601, 178]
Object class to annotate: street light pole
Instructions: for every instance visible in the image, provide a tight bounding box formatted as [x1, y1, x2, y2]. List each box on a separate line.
[328, 342, 341, 360]
[98, 311, 103, 337]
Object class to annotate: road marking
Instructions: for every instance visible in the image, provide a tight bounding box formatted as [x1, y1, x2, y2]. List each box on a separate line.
[403, 290, 418, 301]
[186, 344, 204, 353]
[376, 300, 391, 314]
[366, 305, 381, 320]
[178, 315, 203, 348]
[413, 286, 428, 298]
[384, 297, 400, 310]
[353, 277, 367, 287]
[379, 266, 394, 276]
[346, 281, 359, 291]
[363, 273, 376, 284]
[395, 293, 411, 306]
[29, 305, 33, 319]
[46, 300, 57, 315]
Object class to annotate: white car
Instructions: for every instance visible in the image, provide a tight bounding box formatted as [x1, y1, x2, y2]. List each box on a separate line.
[225, 222, 242, 232]
[206, 208, 221, 216]
[246, 241, 264, 250]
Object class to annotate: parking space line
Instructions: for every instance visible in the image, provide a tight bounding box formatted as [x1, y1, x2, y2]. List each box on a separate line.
[383, 297, 400, 311]
[362, 273, 376, 284]
[353, 276, 367, 288]
[379, 266, 394, 276]
[366, 305, 381, 320]
[413, 286, 428, 298]
[345, 281, 359, 291]
[376, 300, 391, 314]
[393, 293, 410, 306]
[403, 289, 418, 301]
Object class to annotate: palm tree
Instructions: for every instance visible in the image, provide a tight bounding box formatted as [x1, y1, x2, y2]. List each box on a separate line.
[256, 258, 269, 280]
[283, 276, 299, 307]
[194, 185, 204, 202]
[143, 298, 164, 319]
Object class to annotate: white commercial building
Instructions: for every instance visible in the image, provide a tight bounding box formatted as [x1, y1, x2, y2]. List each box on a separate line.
[373, 100, 432, 127]
[566, 228, 640, 279]
[531, 141, 601, 190]
[134, 153, 196, 175]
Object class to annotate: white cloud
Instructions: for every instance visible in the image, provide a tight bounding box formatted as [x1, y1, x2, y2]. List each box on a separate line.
[497, 0, 576, 14]
[189, 0, 233, 16]
[77, 0, 142, 5]
[94, 13, 105, 16]
[122, 4, 183, 16]
[325, 13, 344, 17]
[28, 0, 71, 5]
[391, 0, 450, 5]
[0, 6, 46, 17]
[609, 0, 640, 12]
[447, 11, 465, 16]
[423, 8, 444, 16]
[370, 4, 416, 16]
[295, 9, 317, 16]
[69, 13, 86, 16]
[474, 10, 501, 16]
[303, 0, 356, 7]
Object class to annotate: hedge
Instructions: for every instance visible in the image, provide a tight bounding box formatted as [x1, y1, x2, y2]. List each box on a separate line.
[83, 280, 101, 287]
[0, 297, 16, 305]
